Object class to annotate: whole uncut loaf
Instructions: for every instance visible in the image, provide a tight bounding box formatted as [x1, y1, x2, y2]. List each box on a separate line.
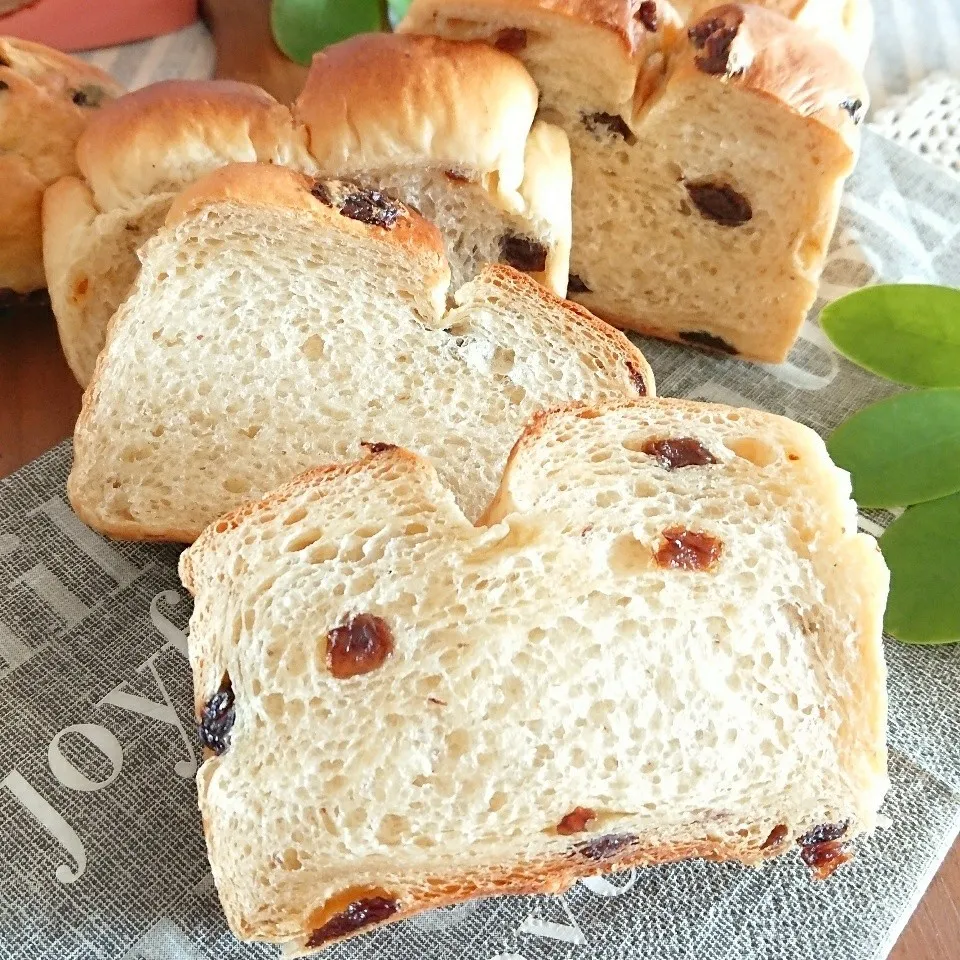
[0, 36, 121, 299]
[400, 1, 869, 362]
[68, 162, 651, 542]
[180, 398, 889, 955]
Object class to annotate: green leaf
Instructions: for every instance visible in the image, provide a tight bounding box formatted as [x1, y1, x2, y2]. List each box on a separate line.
[820, 284, 960, 387]
[828, 389, 960, 508]
[880, 492, 960, 644]
[271, 0, 387, 66]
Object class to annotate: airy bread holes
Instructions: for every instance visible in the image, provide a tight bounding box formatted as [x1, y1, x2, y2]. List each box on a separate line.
[284, 528, 324, 552]
[300, 334, 325, 360]
[725, 436, 777, 467]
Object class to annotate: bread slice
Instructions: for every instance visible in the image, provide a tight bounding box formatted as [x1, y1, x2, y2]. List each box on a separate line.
[69, 162, 651, 542]
[0, 36, 122, 296]
[179, 398, 889, 955]
[400, 2, 868, 362]
[43, 79, 313, 386]
[296, 33, 572, 297]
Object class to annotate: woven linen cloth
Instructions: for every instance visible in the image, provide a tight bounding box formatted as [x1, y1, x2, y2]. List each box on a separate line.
[3, 12, 960, 960]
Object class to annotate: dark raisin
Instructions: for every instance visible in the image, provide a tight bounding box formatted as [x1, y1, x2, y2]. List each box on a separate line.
[568, 273, 591, 294]
[762, 824, 789, 849]
[500, 234, 548, 273]
[362, 441, 397, 455]
[310, 181, 335, 206]
[444, 170, 472, 184]
[0, 57, 9, 68]
[839, 97, 866, 124]
[642, 437, 717, 469]
[577, 833, 637, 861]
[635, 1, 659, 31]
[557, 806, 597, 835]
[339, 190, 402, 229]
[799, 822, 849, 847]
[306, 897, 399, 947]
[199, 675, 235, 755]
[800, 840, 853, 880]
[326, 614, 394, 679]
[494, 27, 528, 53]
[583, 112, 636, 145]
[688, 9, 744, 75]
[679, 330, 739, 355]
[655, 527, 723, 572]
[71, 84, 106, 108]
[685, 180, 752, 226]
[626, 361, 648, 396]
[0, 80, 7, 92]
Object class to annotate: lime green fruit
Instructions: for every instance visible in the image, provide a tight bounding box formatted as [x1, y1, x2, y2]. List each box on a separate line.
[271, 0, 387, 66]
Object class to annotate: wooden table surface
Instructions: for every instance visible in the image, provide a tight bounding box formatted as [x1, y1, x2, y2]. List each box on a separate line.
[2, 304, 958, 957]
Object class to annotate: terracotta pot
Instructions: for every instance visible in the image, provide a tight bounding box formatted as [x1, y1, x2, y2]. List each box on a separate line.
[0, 0, 198, 51]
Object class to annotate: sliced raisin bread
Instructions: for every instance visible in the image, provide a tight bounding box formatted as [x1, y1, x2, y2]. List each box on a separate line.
[401, 2, 868, 362]
[179, 399, 889, 955]
[69, 163, 651, 542]
[0, 36, 121, 301]
[43, 79, 313, 386]
[295, 33, 572, 296]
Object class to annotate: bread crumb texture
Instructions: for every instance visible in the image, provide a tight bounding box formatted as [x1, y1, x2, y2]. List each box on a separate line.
[181, 400, 889, 950]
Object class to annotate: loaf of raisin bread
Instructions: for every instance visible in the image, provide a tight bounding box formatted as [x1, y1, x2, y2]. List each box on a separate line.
[43, 79, 314, 386]
[295, 33, 572, 296]
[401, 2, 869, 362]
[0, 36, 121, 302]
[180, 398, 889, 955]
[69, 162, 651, 542]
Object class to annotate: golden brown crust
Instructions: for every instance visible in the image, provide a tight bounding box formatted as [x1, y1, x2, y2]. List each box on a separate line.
[0, 36, 122, 292]
[75, 79, 312, 212]
[675, 4, 868, 141]
[0, 154, 45, 292]
[296, 33, 538, 200]
[165, 162, 447, 261]
[281, 833, 780, 954]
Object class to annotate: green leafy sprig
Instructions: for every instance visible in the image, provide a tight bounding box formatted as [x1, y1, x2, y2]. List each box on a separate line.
[821, 284, 960, 645]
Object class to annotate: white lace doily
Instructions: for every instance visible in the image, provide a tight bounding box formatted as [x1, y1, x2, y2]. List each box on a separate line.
[870, 72, 960, 178]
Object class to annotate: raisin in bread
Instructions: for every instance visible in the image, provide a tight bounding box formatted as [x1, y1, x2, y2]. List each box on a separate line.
[401, 2, 868, 363]
[678, 0, 872, 66]
[43, 79, 314, 386]
[0, 36, 121, 301]
[179, 399, 889, 955]
[69, 162, 651, 542]
[295, 33, 571, 297]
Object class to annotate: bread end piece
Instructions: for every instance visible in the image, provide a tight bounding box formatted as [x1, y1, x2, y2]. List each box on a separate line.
[0, 36, 122, 294]
[297, 33, 538, 206]
[76, 79, 315, 212]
